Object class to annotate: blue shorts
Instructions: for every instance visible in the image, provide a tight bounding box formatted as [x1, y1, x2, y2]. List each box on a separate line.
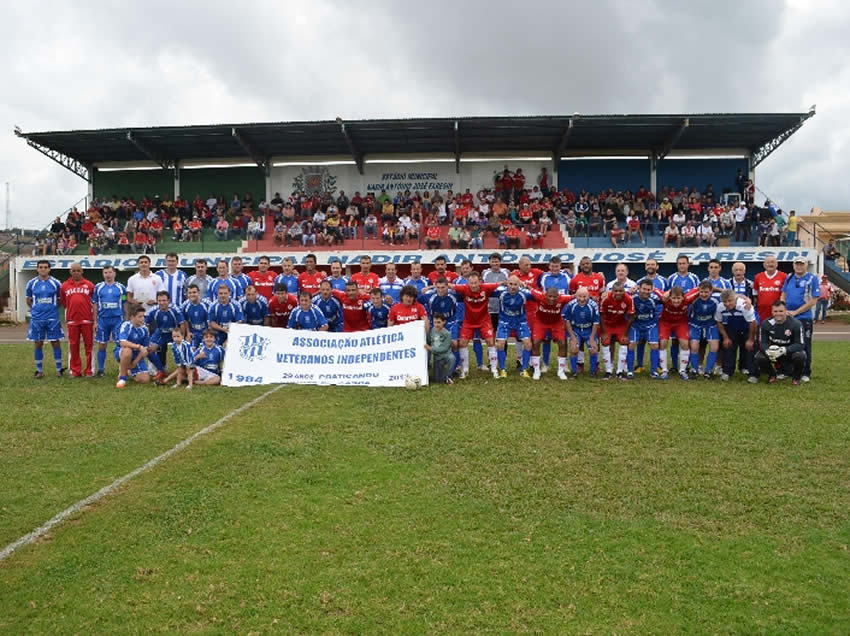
[572, 328, 595, 347]
[497, 320, 530, 340]
[113, 346, 150, 376]
[95, 316, 123, 343]
[150, 332, 173, 349]
[447, 320, 460, 340]
[629, 324, 659, 344]
[689, 324, 719, 341]
[27, 318, 64, 342]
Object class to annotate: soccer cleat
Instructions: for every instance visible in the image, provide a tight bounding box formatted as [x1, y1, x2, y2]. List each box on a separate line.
[172, 383, 181, 389]
[84, 372, 94, 378]
[541, 364, 549, 374]
[532, 369, 541, 380]
[801, 375, 810, 383]
[155, 378, 168, 386]
[185, 385, 193, 390]
[492, 369, 500, 379]
[688, 369, 699, 380]
[96, 370, 105, 378]
[634, 366, 643, 374]
[747, 376, 759, 384]
[650, 372, 662, 380]
[34, 371, 44, 379]
[520, 369, 531, 378]
[720, 373, 730, 381]
[679, 371, 690, 381]
[557, 370, 568, 380]
[702, 373, 713, 380]
[56, 368, 66, 378]
[115, 379, 126, 389]
[776, 374, 787, 380]
[603, 371, 613, 381]
[791, 379, 801, 386]
[445, 377, 454, 385]
[659, 371, 669, 380]
[767, 376, 777, 384]
[616, 371, 625, 380]
[478, 365, 489, 372]
[459, 369, 468, 379]
[741, 369, 750, 375]
[154, 370, 165, 382]
[499, 369, 508, 378]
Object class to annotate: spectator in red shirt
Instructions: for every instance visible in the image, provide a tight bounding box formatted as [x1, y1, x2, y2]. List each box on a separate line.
[60, 262, 96, 377]
[425, 224, 442, 249]
[506, 225, 522, 249]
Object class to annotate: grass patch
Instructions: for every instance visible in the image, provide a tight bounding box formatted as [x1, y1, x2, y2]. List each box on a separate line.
[0, 343, 849, 632]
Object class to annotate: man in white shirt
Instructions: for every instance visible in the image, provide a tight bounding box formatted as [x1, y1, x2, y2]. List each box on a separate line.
[127, 254, 165, 315]
[697, 220, 716, 246]
[734, 203, 750, 241]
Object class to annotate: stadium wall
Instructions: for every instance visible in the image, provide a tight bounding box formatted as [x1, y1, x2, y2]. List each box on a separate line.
[93, 168, 174, 201]
[179, 167, 266, 202]
[271, 159, 553, 197]
[558, 158, 650, 194]
[657, 158, 748, 193]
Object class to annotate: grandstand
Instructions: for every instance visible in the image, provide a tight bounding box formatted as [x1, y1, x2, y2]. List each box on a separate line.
[7, 112, 823, 318]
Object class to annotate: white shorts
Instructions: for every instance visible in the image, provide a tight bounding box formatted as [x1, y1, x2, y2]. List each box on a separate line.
[196, 367, 220, 382]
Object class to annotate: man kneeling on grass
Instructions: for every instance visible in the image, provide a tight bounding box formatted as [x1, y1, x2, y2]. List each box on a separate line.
[115, 305, 153, 388]
[192, 329, 226, 386]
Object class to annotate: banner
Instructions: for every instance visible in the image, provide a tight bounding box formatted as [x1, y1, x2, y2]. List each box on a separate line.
[221, 321, 429, 387]
[16, 248, 817, 270]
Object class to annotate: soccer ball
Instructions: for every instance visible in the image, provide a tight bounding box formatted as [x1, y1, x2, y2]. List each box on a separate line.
[404, 375, 422, 390]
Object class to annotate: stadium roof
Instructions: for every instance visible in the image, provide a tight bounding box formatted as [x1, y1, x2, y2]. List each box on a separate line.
[15, 111, 815, 181]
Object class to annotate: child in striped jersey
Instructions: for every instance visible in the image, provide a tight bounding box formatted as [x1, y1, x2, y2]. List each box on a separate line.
[157, 328, 195, 390]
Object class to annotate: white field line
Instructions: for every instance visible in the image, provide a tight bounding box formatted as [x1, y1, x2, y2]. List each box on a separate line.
[0, 384, 284, 563]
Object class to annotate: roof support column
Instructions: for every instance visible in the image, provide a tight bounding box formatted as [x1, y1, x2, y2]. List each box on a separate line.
[552, 119, 573, 190]
[649, 152, 657, 196]
[337, 119, 364, 175]
[454, 120, 461, 174]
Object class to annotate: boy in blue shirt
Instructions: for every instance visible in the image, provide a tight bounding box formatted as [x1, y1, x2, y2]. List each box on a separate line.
[193, 330, 226, 385]
[367, 289, 391, 329]
[158, 328, 195, 390]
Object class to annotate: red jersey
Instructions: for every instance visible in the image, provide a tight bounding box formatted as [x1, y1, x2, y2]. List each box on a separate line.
[753, 270, 787, 321]
[248, 270, 277, 300]
[350, 272, 380, 294]
[514, 173, 526, 190]
[268, 294, 298, 327]
[569, 271, 606, 300]
[659, 289, 699, 324]
[298, 270, 326, 295]
[513, 267, 545, 321]
[60, 278, 95, 324]
[461, 192, 474, 205]
[332, 289, 370, 331]
[501, 172, 514, 191]
[428, 270, 458, 284]
[599, 294, 634, 329]
[530, 288, 574, 325]
[389, 302, 428, 324]
[452, 283, 501, 325]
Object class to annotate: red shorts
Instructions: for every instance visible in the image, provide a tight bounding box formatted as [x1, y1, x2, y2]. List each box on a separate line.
[659, 321, 689, 342]
[460, 321, 494, 341]
[601, 326, 628, 346]
[532, 321, 565, 342]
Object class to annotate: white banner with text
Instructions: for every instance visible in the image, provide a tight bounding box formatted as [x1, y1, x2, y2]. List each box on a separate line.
[221, 321, 429, 388]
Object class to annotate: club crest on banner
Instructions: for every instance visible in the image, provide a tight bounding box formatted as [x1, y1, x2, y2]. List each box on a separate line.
[239, 333, 271, 362]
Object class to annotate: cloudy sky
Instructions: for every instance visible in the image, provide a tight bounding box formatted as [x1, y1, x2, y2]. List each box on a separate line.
[1, 0, 848, 229]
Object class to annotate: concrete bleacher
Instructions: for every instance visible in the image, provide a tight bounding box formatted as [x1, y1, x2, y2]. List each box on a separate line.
[242, 211, 572, 253]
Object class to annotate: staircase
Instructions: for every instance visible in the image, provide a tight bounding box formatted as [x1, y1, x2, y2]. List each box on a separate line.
[242, 212, 571, 253]
[825, 260, 850, 295]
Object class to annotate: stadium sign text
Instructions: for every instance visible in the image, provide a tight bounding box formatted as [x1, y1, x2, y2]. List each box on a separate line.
[17, 248, 815, 270]
[222, 322, 429, 387]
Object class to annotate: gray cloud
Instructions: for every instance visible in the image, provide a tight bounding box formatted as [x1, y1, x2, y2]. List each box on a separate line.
[1, 0, 848, 229]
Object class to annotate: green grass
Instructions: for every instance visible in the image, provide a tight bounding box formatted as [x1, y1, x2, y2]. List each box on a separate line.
[1, 343, 849, 632]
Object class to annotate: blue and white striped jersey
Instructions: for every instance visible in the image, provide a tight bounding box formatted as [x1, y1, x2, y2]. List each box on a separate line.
[156, 269, 187, 304]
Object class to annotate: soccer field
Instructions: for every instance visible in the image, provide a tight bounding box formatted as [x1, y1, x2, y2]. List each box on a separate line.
[1, 342, 849, 633]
